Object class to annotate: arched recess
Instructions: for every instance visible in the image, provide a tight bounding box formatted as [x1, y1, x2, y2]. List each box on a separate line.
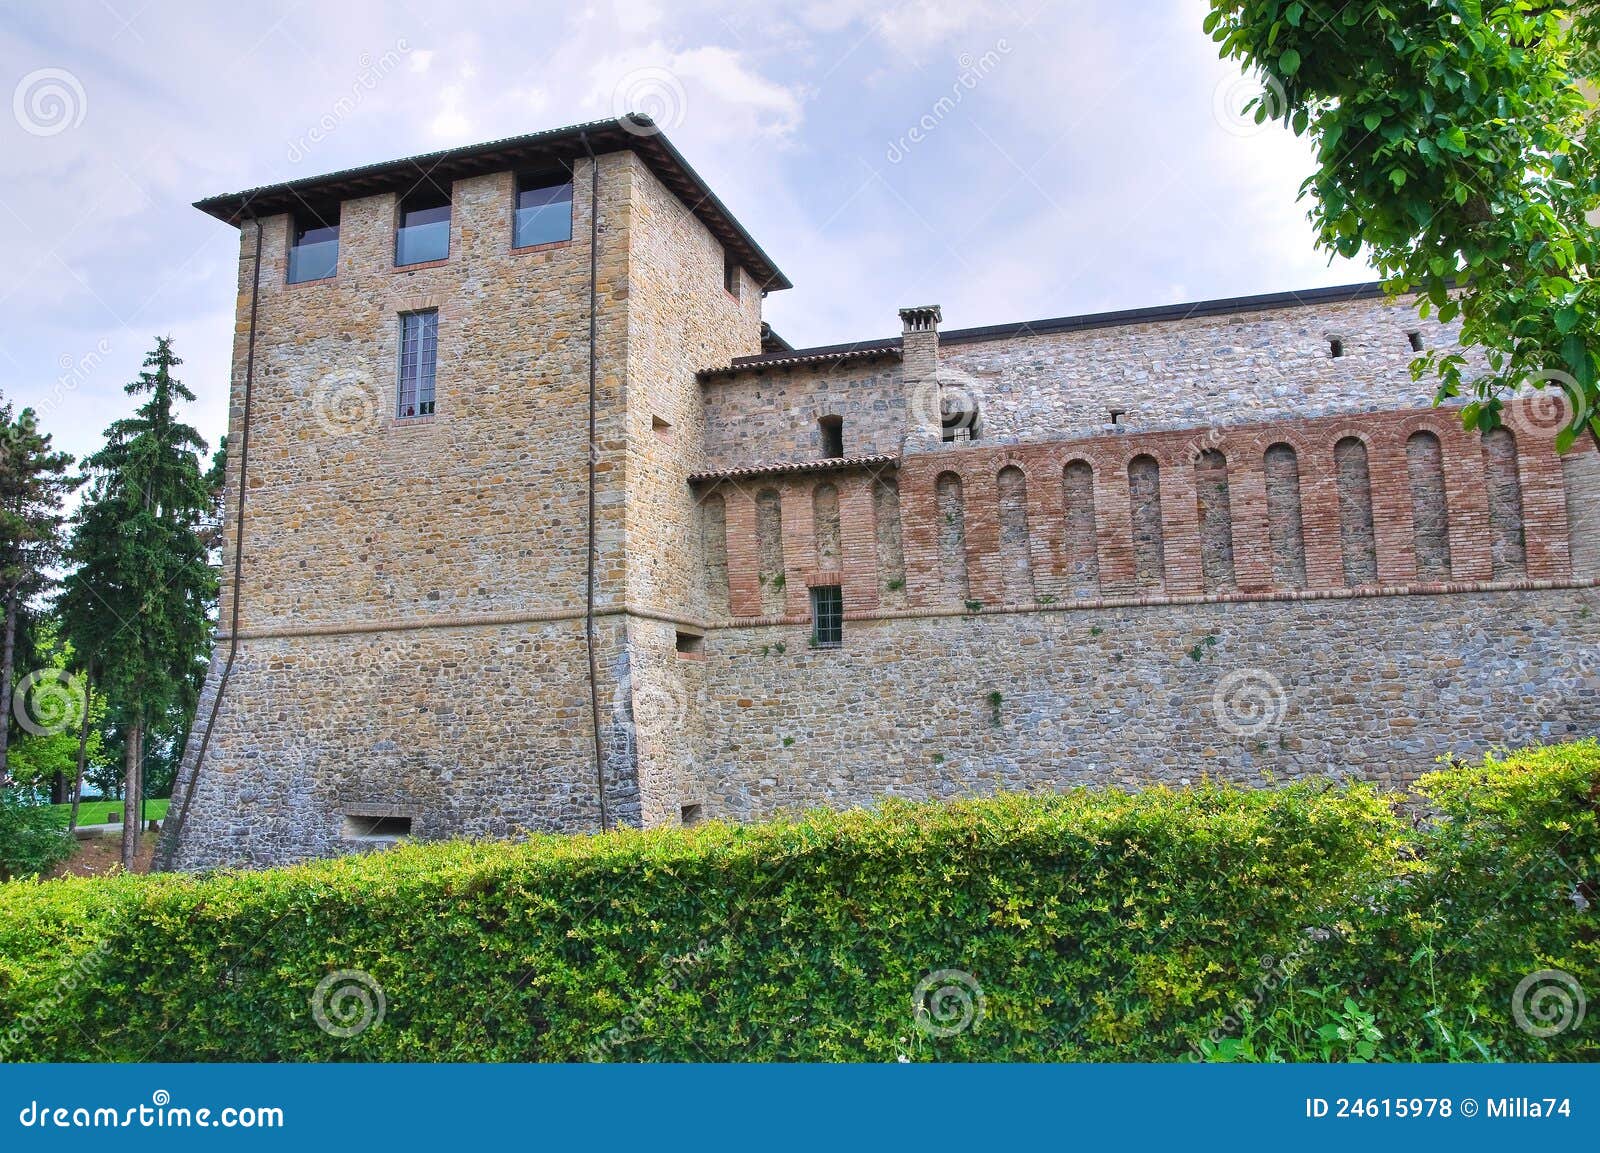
[1194, 448, 1236, 593]
[1263, 442, 1308, 589]
[756, 488, 785, 615]
[935, 471, 969, 602]
[1334, 436, 1378, 586]
[1128, 454, 1165, 591]
[873, 476, 907, 608]
[1062, 459, 1100, 596]
[813, 482, 841, 572]
[997, 465, 1035, 603]
[1481, 428, 1527, 579]
[700, 491, 729, 618]
[1406, 429, 1452, 580]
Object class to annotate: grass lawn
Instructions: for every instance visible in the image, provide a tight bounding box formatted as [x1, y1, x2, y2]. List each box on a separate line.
[48, 798, 169, 827]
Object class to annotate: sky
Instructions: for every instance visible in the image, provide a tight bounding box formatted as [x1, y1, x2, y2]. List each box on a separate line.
[0, 0, 1372, 465]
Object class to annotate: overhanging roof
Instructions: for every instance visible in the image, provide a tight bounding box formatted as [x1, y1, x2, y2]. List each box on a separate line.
[193, 114, 791, 292]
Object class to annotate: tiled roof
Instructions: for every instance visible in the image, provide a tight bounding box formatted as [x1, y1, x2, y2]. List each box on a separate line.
[688, 454, 898, 484]
[699, 342, 902, 380]
[194, 115, 791, 292]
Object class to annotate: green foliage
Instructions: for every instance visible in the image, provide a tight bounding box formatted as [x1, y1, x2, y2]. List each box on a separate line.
[1205, 2, 1600, 448]
[4, 620, 107, 794]
[0, 743, 1593, 1062]
[58, 337, 216, 732]
[0, 791, 74, 881]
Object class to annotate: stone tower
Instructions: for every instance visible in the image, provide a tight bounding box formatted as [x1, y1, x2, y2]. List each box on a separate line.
[162, 117, 786, 868]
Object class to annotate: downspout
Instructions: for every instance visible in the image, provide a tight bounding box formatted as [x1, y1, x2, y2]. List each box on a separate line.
[155, 206, 263, 870]
[580, 131, 611, 832]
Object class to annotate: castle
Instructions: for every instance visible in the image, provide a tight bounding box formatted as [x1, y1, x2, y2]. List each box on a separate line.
[161, 115, 1600, 870]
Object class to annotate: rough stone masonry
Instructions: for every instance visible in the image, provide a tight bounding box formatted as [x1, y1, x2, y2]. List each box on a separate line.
[162, 115, 1600, 870]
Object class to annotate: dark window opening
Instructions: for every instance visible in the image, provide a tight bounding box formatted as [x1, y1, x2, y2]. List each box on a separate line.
[819, 415, 844, 459]
[1328, 337, 1345, 359]
[675, 630, 704, 656]
[1407, 330, 1425, 352]
[942, 411, 977, 443]
[724, 251, 740, 299]
[288, 206, 339, 284]
[514, 169, 573, 248]
[343, 814, 412, 840]
[1108, 409, 1125, 426]
[398, 310, 439, 418]
[811, 585, 843, 648]
[681, 803, 705, 827]
[396, 184, 451, 266]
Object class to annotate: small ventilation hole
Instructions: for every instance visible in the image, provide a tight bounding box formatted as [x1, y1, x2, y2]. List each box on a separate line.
[1328, 338, 1344, 359]
[1407, 331, 1424, 353]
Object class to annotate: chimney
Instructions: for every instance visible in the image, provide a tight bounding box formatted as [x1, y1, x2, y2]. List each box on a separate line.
[899, 305, 943, 452]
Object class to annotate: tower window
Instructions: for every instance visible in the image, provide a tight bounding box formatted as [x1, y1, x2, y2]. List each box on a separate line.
[724, 251, 740, 299]
[680, 803, 704, 827]
[819, 415, 844, 459]
[1328, 337, 1345, 359]
[514, 169, 574, 248]
[1407, 330, 1424, 352]
[398, 310, 439, 418]
[287, 206, 339, 284]
[675, 630, 704, 656]
[396, 184, 451, 266]
[811, 585, 843, 649]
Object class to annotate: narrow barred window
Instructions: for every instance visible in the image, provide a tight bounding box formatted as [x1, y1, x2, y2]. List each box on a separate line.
[398, 310, 438, 418]
[810, 585, 843, 648]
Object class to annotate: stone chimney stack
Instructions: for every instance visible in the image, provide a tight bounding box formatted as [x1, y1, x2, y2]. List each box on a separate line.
[899, 305, 943, 453]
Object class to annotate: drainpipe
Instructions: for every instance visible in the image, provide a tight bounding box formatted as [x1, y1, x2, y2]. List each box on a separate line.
[580, 131, 611, 833]
[154, 206, 263, 871]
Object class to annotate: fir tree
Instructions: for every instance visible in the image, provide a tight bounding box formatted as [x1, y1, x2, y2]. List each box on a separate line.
[0, 403, 79, 786]
[59, 338, 216, 870]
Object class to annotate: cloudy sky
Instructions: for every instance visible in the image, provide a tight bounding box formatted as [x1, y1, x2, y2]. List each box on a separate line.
[0, 0, 1370, 464]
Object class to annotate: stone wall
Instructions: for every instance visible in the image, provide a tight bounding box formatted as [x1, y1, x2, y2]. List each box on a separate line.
[691, 587, 1600, 820]
[169, 619, 636, 869]
[701, 357, 904, 470]
[939, 292, 1475, 442]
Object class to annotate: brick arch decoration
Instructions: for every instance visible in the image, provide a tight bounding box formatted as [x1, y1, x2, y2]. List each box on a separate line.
[934, 470, 969, 603]
[1061, 457, 1101, 597]
[1262, 440, 1309, 590]
[1481, 427, 1527, 580]
[1331, 433, 1380, 587]
[1193, 447, 1237, 594]
[712, 402, 1575, 619]
[1404, 428, 1453, 581]
[996, 464, 1035, 604]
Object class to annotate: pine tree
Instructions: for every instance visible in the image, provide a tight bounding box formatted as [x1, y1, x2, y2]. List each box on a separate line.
[59, 338, 216, 870]
[0, 404, 79, 787]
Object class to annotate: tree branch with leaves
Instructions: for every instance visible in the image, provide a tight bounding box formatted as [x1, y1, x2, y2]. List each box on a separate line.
[1205, 0, 1600, 450]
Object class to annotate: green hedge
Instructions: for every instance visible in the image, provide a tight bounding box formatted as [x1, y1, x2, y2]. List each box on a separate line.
[0, 742, 1594, 1062]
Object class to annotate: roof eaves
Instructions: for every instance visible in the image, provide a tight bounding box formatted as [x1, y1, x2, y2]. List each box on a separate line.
[688, 454, 899, 484]
[193, 115, 791, 292]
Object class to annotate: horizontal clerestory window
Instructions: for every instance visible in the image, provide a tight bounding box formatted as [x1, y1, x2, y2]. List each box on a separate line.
[396, 184, 451, 266]
[514, 169, 574, 248]
[287, 207, 339, 284]
[398, 310, 438, 418]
